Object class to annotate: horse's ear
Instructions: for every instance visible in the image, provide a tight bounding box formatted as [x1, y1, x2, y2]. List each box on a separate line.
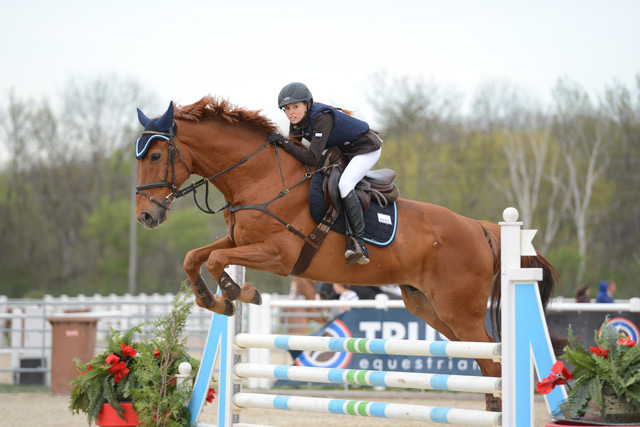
[155, 101, 174, 131]
[137, 108, 151, 127]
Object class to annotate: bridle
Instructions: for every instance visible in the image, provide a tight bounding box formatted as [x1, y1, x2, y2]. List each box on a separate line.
[135, 126, 273, 213]
[136, 125, 343, 251]
[135, 128, 190, 210]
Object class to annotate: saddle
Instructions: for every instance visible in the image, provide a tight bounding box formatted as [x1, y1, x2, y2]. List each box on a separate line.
[321, 147, 399, 214]
[290, 148, 399, 276]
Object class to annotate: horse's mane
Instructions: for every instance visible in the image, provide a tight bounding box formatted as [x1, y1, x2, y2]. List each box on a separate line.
[174, 96, 278, 134]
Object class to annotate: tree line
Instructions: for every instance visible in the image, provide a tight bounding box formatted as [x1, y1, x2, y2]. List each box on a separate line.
[1, 73, 638, 299]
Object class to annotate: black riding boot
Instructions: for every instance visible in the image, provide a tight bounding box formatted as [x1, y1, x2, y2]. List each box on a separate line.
[342, 190, 369, 265]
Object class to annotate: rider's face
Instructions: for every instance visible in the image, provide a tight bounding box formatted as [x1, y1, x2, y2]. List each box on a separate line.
[283, 102, 307, 125]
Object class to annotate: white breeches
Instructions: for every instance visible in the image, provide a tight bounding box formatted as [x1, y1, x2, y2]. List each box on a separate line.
[338, 149, 382, 198]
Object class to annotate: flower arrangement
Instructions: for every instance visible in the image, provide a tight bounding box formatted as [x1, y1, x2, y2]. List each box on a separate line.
[537, 317, 640, 422]
[69, 287, 209, 426]
[69, 323, 144, 423]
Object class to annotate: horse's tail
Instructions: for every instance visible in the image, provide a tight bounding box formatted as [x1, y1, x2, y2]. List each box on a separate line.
[479, 221, 566, 355]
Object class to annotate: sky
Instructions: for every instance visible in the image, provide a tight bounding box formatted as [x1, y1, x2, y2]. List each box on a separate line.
[1, 0, 639, 133]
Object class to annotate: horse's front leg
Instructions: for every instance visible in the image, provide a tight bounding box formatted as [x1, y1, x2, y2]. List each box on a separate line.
[205, 241, 285, 306]
[183, 236, 237, 316]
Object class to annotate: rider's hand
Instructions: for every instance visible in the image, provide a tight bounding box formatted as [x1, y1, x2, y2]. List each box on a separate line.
[268, 132, 286, 146]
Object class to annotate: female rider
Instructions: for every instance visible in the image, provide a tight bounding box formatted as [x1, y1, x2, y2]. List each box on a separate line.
[268, 82, 382, 265]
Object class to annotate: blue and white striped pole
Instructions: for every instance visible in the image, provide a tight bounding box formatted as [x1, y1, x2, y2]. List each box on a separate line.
[234, 363, 501, 394]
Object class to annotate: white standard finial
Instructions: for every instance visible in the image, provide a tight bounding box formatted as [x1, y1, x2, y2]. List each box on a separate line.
[503, 207, 519, 223]
[178, 361, 192, 375]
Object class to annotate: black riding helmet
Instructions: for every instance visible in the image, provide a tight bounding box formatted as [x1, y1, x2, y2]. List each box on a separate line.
[278, 82, 313, 109]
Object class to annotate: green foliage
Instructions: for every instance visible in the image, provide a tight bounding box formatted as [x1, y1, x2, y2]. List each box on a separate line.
[546, 245, 584, 291]
[558, 318, 640, 419]
[69, 324, 144, 424]
[131, 285, 201, 426]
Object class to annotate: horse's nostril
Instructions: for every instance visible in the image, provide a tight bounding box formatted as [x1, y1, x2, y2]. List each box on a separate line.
[141, 212, 153, 226]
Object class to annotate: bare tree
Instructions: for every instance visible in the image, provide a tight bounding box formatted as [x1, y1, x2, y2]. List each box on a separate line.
[367, 73, 464, 203]
[598, 75, 640, 279]
[469, 80, 566, 251]
[552, 78, 611, 284]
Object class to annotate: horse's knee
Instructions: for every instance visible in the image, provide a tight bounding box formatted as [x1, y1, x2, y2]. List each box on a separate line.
[205, 257, 224, 277]
[183, 250, 200, 273]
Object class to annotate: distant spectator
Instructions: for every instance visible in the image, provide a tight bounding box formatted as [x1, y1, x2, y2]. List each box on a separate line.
[379, 285, 403, 300]
[575, 285, 591, 303]
[351, 285, 383, 300]
[318, 283, 384, 300]
[596, 280, 616, 303]
[315, 282, 339, 300]
[333, 283, 359, 312]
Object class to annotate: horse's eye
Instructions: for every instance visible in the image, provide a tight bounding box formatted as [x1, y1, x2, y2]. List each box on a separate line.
[150, 153, 162, 162]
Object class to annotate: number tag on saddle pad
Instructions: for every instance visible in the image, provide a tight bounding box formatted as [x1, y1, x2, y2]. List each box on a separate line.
[377, 213, 392, 225]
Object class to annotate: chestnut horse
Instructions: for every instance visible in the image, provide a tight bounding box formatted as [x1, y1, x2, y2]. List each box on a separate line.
[134, 97, 561, 411]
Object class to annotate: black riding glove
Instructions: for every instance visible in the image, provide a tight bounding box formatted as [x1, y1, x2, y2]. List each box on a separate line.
[268, 132, 286, 146]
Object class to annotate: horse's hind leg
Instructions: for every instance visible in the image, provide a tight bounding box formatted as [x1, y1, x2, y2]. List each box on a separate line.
[400, 285, 501, 412]
[399, 285, 458, 341]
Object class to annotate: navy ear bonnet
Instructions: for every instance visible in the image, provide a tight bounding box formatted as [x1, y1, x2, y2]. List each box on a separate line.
[135, 102, 176, 159]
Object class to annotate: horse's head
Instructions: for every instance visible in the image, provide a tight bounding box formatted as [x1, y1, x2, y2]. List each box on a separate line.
[135, 102, 191, 229]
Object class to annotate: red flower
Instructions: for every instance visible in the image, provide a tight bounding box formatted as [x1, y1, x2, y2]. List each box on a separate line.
[108, 361, 130, 383]
[105, 353, 120, 365]
[206, 387, 216, 403]
[153, 348, 160, 359]
[590, 346, 610, 358]
[536, 361, 572, 394]
[121, 343, 137, 358]
[618, 337, 637, 347]
[551, 361, 573, 381]
[80, 365, 93, 375]
[105, 352, 129, 383]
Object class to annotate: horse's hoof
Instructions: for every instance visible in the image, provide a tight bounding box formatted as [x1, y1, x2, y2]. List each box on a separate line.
[222, 300, 236, 316]
[250, 289, 262, 305]
[484, 394, 501, 412]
